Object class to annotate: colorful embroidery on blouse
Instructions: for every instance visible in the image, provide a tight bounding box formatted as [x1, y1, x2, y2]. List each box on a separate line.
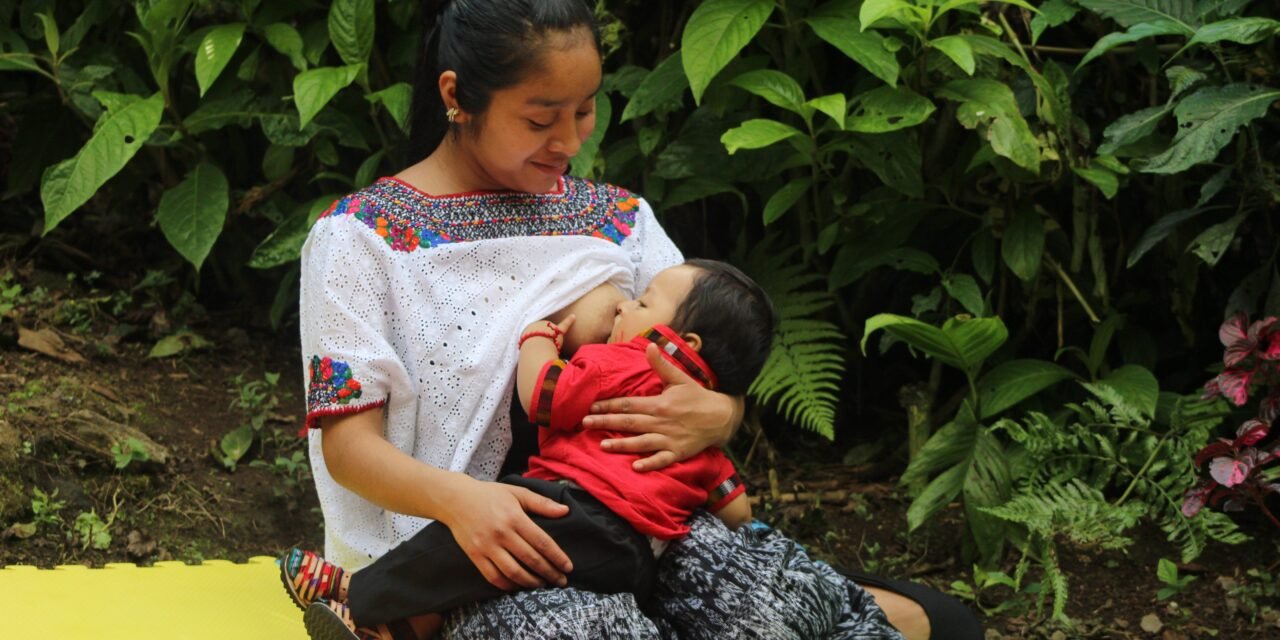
[307, 355, 364, 409]
[531, 360, 567, 428]
[318, 177, 639, 253]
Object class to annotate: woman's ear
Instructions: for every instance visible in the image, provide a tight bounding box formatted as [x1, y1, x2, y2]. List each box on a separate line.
[438, 70, 468, 122]
[682, 332, 703, 352]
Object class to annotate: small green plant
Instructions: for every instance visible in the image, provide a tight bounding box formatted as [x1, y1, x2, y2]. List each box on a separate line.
[948, 563, 1041, 618]
[217, 371, 283, 470]
[1156, 558, 1197, 600]
[1221, 568, 1280, 624]
[6, 380, 48, 416]
[110, 437, 151, 470]
[73, 510, 112, 550]
[31, 487, 66, 529]
[0, 272, 22, 316]
[251, 450, 313, 505]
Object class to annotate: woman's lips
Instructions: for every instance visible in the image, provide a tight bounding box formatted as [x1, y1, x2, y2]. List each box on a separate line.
[533, 160, 568, 176]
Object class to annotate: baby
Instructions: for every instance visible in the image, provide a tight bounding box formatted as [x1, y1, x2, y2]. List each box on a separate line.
[286, 259, 776, 640]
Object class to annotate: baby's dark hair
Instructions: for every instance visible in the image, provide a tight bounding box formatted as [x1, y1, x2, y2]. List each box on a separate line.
[408, 0, 601, 159]
[668, 260, 777, 396]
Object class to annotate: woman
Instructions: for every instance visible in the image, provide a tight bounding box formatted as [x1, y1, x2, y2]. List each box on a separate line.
[297, 1, 974, 638]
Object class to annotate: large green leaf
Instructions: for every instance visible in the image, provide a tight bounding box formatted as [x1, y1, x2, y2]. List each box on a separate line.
[860, 0, 911, 30]
[1073, 166, 1120, 199]
[901, 418, 978, 488]
[365, 82, 411, 132]
[1031, 0, 1080, 43]
[807, 8, 899, 86]
[621, 53, 687, 122]
[681, 0, 774, 104]
[1187, 210, 1248, 266]
[1078, 20, 1190, 69]
[964, 429, 1012, 562]
[1139, 84, 1280, 174]
[831, 246, 938, 289]
[293, 64, 362, 128]
[1098, 104, 1173, 155]
[264, 22, 307, 71]
[730, 69, 808, 116]
[249, 196, 337, 269]
[846, 86, 935, 133]
[942, 273, 984, 317]
[977, 359, 1076, 419]
[1187, 17, 1280, 48]
[328, 0, 374, 67]
[861, 314, 1008, 381]
[930, 35, 976, 75]
[569, 93, 612, 178]
[1001, 208, 1044, 282]
[1125, 207, 1206, 267]
[1075, 0, 1200, 30]
[807, 93, 847, 128]
[195, 23, 245, 96]
[937, 79, 1040, 174]
[763, 177, 812, 225]
[1086, 364, 1159, 417]
[155, 162, 228, 270]
[907, 461, 967, 530]
[721, 119, 804, 154]
[41, 92, 165, 233]
[844, 131, 924, 198]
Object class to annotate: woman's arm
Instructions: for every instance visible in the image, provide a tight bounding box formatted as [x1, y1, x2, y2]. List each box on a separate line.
[319, 410, 574, 590]
[581, 342, 743, 471]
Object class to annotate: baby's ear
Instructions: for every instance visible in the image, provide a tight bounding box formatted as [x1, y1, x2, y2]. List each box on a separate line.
[682, 332, 703, 352]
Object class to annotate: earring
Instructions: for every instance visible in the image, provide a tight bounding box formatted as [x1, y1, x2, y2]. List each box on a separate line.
[446, 107, 459, 123]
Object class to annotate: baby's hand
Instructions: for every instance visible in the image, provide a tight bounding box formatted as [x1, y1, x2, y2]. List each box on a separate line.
[522, 316, 576, 351]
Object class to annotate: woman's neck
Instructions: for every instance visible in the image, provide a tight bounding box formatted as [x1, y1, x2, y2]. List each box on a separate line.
[396, 138, 502, 196]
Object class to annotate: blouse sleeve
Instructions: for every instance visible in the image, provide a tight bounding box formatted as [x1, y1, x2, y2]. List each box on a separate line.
[627, 197, 684, 293]
[705, 453, 746, 512]
[298, 213, 403, 431]
[527, 355, 605, 432]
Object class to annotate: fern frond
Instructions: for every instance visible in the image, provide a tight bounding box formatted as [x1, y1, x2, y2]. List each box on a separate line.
[742, 237, 848, 439]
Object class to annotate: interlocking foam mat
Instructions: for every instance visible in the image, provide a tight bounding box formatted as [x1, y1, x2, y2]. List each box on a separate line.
[0, 556, 307, 637]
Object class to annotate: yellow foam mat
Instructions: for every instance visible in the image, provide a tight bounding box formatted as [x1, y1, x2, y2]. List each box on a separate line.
[0, 556, 307, 637]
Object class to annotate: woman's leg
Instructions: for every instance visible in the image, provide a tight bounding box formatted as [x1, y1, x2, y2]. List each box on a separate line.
[862, 587, 930, 640]
[840, 568, 982, 640]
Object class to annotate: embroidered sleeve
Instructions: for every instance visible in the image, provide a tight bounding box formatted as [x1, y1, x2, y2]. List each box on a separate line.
[299, 213, 400, 431]
[627, 197, 684, 293]
[527, 355, 603, 431]
[705, 453, 746, 512]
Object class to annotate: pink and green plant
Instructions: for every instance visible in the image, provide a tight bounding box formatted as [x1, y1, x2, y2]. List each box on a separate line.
[1183, 314, 1280, 529]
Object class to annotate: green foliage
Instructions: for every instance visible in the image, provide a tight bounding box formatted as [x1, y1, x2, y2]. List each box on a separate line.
[216, 371, 282, 471]
[111, 437, 151, 470]
[73, 509, 112, 551]
[746, 243, 846, 439]
[1156, 557, 1196, 600]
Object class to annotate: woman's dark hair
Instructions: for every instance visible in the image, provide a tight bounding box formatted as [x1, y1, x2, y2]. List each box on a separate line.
[669, 259, 777, 396]
[408, 0, 601, 159]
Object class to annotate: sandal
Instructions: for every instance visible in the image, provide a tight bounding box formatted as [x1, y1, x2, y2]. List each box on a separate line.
[280, 548, 346, 610]
[304, 600, 417, 640]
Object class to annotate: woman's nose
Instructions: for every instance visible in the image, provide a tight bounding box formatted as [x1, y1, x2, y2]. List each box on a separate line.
[549, 119, 583, 157]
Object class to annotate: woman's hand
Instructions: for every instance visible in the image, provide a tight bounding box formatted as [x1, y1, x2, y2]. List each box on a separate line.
[581, 343, 744, 471]
[439, 476, 575, 592]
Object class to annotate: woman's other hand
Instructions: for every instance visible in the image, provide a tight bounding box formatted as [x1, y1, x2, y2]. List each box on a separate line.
[440, 476, 574, 591]
[582, 342, 744, 471]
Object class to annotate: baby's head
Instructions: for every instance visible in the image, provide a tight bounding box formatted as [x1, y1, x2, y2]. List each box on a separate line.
[610, 260, 776, 395]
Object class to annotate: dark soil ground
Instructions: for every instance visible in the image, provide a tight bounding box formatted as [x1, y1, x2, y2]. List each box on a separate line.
[1, 266, 1277, 639]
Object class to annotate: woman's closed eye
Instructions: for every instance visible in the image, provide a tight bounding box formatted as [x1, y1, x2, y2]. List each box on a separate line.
[528, 119, 552, 130]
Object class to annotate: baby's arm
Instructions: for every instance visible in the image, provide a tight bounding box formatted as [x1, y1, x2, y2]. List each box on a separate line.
[713, 493, 752, 530]
[517, 317, 575, 414]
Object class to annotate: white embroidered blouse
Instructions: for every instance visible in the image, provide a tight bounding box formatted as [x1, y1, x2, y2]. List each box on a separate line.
[300, 175, 683, 569]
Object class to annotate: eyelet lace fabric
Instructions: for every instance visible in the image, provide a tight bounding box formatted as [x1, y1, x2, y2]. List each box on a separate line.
[300, 176, 683, 570]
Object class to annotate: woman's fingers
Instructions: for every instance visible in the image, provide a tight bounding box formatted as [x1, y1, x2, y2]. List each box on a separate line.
[475, 555, 519, 591]
[632, 450, 680, 472]
[582, 405, 668, 431]
[601, 432, 671, 455]
[488, 543, 545, 590]
[509, 519, 572, 585]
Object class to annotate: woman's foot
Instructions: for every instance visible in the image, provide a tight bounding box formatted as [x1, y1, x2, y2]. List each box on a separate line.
[281, 548, 348, 610]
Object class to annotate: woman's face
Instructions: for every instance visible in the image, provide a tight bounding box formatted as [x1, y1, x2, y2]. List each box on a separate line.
[461, 32, 601, 194]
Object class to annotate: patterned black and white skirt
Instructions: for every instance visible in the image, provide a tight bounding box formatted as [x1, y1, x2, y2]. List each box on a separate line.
[439, 511, 905, 640]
